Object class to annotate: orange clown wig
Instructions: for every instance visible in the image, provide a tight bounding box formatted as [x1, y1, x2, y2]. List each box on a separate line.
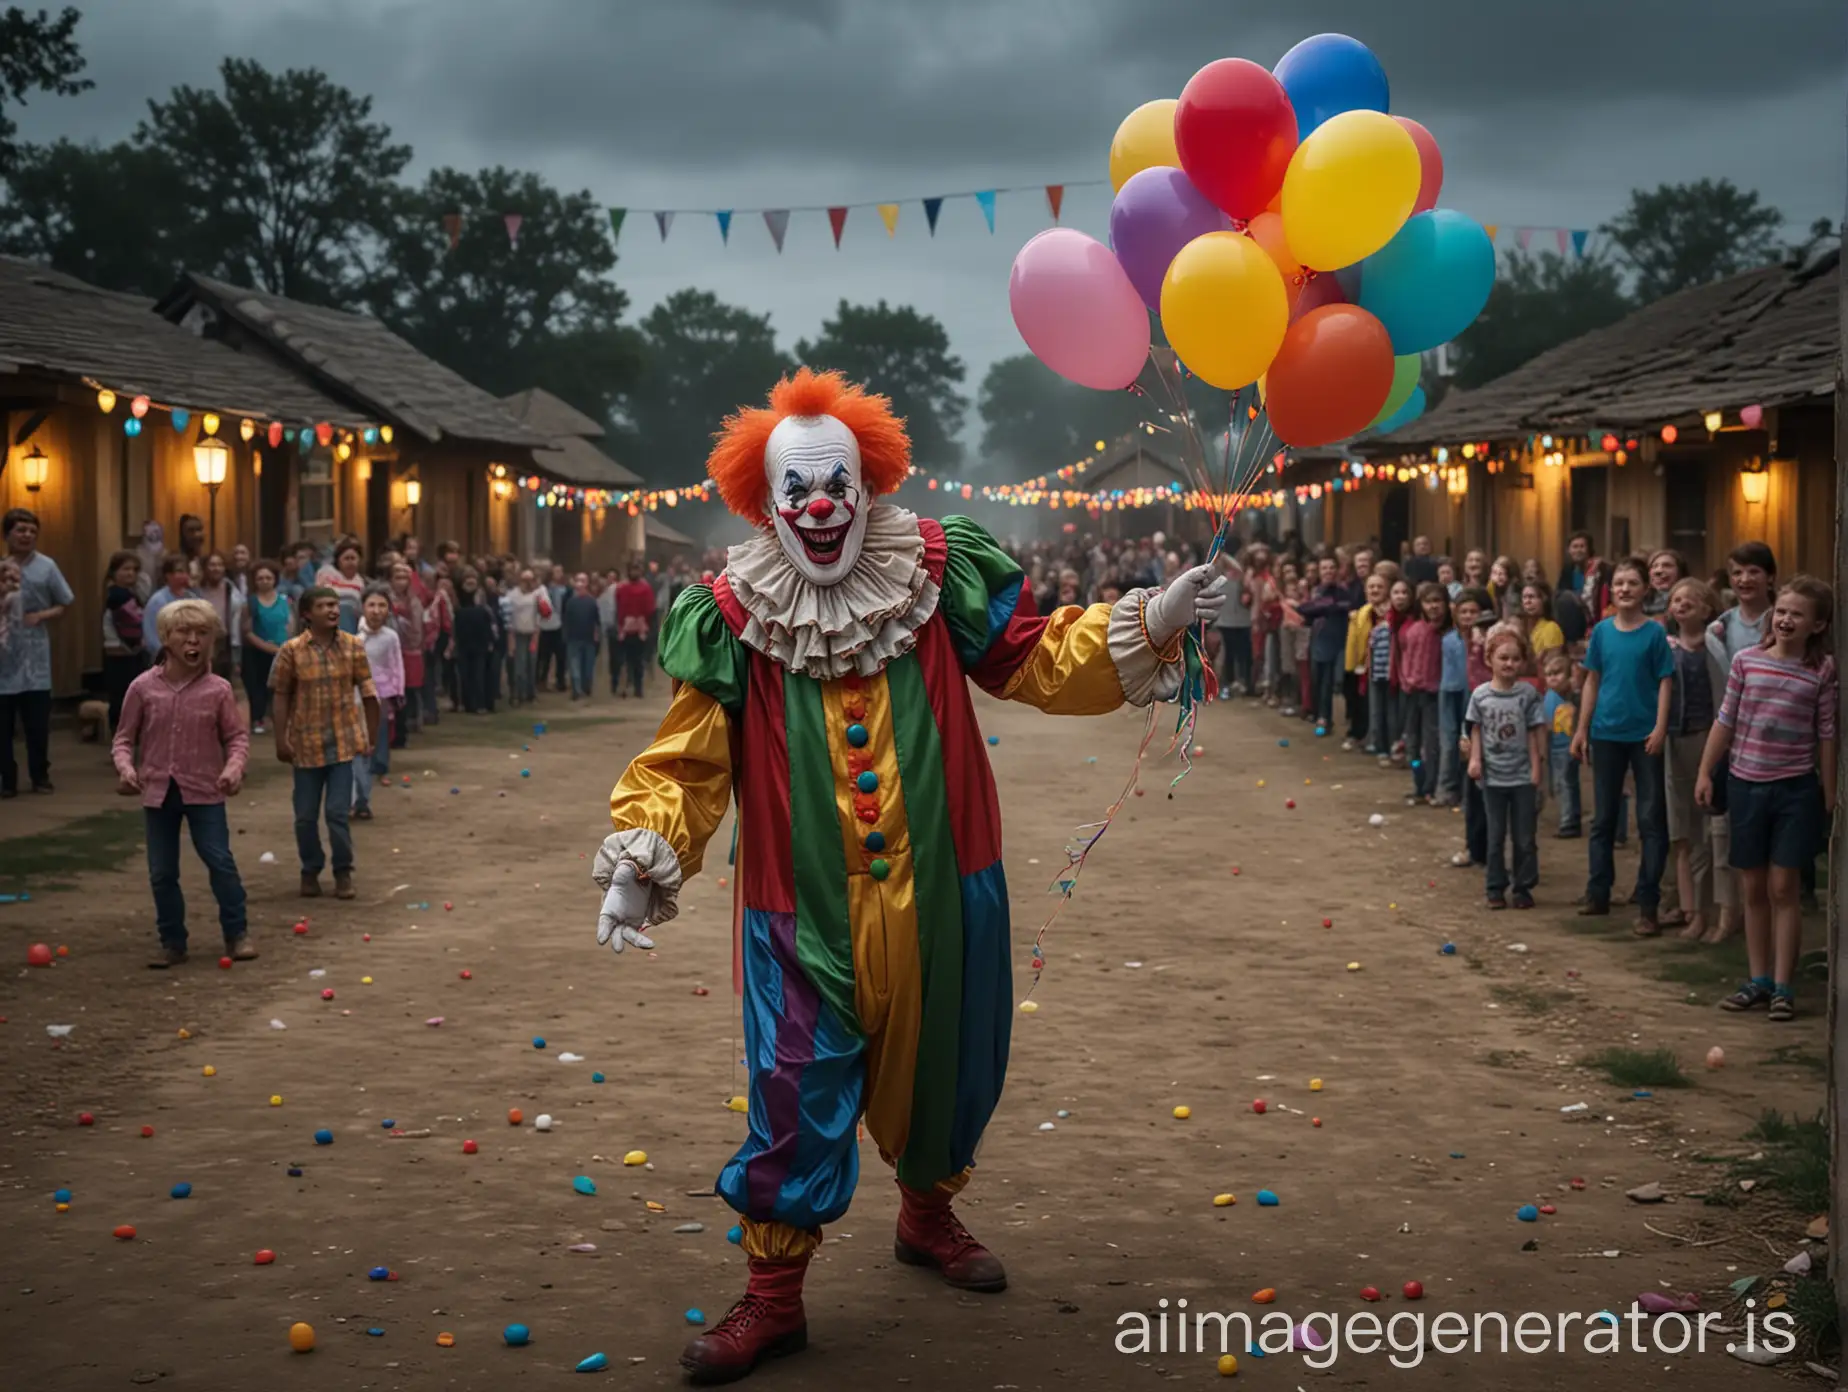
[707, 367, 912, 524]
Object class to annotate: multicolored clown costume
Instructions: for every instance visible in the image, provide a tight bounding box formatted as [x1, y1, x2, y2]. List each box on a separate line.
[591, 369, 1222, 1384]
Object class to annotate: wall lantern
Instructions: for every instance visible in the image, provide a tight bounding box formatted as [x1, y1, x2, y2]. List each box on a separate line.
[404, 478, 423, 508]
[1739, 459, 1769, 506]
[19, 443, 50, 492]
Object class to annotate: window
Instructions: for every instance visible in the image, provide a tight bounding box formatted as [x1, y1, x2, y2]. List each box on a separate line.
[299, 448, 335, 539]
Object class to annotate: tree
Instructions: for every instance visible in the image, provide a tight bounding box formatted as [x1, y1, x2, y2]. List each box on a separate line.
[1600, 178, 1784, 303]
[977, 353, 1144, 477]
[1787, 216, 1839, 267]
[796, 300, 967, 469]
[1450, 249, 1632, 390]
[623, 289, 793, 485]
[136, 57, 411, 303]
[0, 138, 191, 294]
[0, 5, 91, 177]
[363, 166, 640, 427]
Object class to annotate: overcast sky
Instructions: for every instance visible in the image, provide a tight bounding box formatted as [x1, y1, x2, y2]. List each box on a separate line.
[16, 0, 1845, 410]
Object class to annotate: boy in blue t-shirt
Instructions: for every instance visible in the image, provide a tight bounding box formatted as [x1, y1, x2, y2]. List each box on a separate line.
[1541, 648, 1578, 836]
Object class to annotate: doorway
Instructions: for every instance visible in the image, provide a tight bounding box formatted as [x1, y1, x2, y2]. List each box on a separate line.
[1380, 484, 1411, 562]
[1570, 464, 1608, 551]
[1664, 455, 1711, 576]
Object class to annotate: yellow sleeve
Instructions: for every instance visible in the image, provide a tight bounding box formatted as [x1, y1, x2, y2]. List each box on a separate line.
[998, 602, 1133, 716]
[608, 680, 735, 880]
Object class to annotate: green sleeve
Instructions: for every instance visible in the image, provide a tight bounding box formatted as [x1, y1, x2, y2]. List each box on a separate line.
[936, 514, 1031, 671]
[657, 584, 748, 717]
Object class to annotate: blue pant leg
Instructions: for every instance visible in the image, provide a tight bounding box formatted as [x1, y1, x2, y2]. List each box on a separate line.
[184, 800, 248, 942]
[146, 783, 187, 950]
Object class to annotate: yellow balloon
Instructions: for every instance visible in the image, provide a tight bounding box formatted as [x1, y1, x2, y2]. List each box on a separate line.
[1109, 99, 1179, 192]
[1159, 232, 1289, 391]
[1281, 109, 1421, 272]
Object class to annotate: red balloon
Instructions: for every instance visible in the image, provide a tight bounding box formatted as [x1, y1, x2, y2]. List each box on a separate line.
[1394, 117, 1444, 214]
[1265, 306, 1395, 447]
[1290, 270, 1348, 323]
[1175, 59, 1298, 221]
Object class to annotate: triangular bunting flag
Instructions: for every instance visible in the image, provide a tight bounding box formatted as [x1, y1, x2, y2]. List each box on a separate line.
[1516, 227, 1534, 250]
[1483, 223, 1498, 241]
[503, 213, 523, 249]
[975, 190, 996, 233]
[827, 206, 848, 248]
[1045, 184, 1065, 221]
[608, 208, 627, 243]
[442, 213, 462, 251]
[1555, 227, 1570, 255]
[655, 210, 675, 242]
[716, 210, 733, 244]
[877, 203, 900, 236]
[762, 209, 790, 252]
[1570, 228, 1589, 258]
[923, 197, 944, 235]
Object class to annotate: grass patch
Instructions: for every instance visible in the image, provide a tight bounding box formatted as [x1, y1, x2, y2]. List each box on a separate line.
[1581, 1046, 1690, 1089]
[1490, 984, 1567, 1016]
[1729, 1110, 1829, 1213]
[1761, 1044, 1828, 1076]
[0, 807, 144, 890]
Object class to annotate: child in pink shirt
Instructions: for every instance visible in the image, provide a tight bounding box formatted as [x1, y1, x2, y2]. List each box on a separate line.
[112, 597, 251, 968]
[1395, 581, 1448, 803]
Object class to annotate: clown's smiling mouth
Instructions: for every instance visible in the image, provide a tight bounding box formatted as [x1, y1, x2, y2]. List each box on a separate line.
[794, 522, 849, 563]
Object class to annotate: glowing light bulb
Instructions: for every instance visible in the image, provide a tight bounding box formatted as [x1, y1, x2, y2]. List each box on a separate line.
[201, 412, 220, 436]
[1703, 411, 1722, 434]
[97, 388, 117, 413]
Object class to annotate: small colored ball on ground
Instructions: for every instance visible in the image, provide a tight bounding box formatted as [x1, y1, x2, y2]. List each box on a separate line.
[685, 1308, 706, 1324]
[320, 989, 335, 1000]
[218, 957, 233, 969]
[535, 1114, 553, 1131]
[26, 943, 52, 967]
[113, 1224, 136, 1240]
[1569, 1177, 1586, 1190]
[1516, 1204, 1539, 1222]
[368, 1265, 389, 1281]
[1346, 962, 1361, 971]
[1256, 1189, 1279, 1206]
[436, 1332, 455, 1347]
[170, 1183, 192, 1199]
[289, 1322, 315, 1352]
[78, 1112, 94, 1126]
[532, 1037, 546, 1049]
[508, 1108, 524, 1125]
[140, 1124, 154, 1137]
[503, 1323, 530, 1347]
[692, 986, 709, 996]
[1321, 918, 1332, 928]
[1217, 1353, 1238, 1375]
[1308, 1079, 1323, 1092]
[270, 1095, 283, 1106]
[201, 1066, 216, 1077]
[1440, 942, 1456, 955]
[572, 1175, 597, 1195]
[287, 1166, 302, 1176]
[591, 1072, 605, 1085]
[1251, 1099, 1266, 1114]
[1315, 726, 1327, 736]
[1538, 1203, 1556, 1215]
[1252, 1288, 1275, 1303]
[1231, 866, 1240, 875]
[1256, 779, 1265, 788]
[987, 735, 999, 746]
[1312, 1117, 1322, 1127]
[360, 976, 372, 985]
[1403, 1281, 1424, 1300]
[1278, 739, 1289, 747]
[254, 1249, 276, 1264]
[55, 1202, 68, 1213]
[292, 922, 308, 936]
[1706, 1046, 1725, 1069]
[313, 1128, 333, 1145]
[1360, 1285, 1381, 1302]
[1018, 1000, 1039, 1013]
[726, 1095, 748, 1113]
[622, 1150, 648, 1166]
[381, 1118, 395, 1129]
[1172, 1106, 1191, 1120]
[462, 1139, 478, 1154]
[53, 1188, 71, 1203]
[520, 769, 530, 778]
[362, 933, 371, 942]
[726, 1225, 744, 1245]
[1213, 1193, 1236, 1207]
[458, 969, 473, 980]
[576, 1353, 610, 1373]
[444, 902, 453, 910]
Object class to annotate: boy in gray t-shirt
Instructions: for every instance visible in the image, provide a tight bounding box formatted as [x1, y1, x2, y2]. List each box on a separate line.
[1466, 630, 1548, 908]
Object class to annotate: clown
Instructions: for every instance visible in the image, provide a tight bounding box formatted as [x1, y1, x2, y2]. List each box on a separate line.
[592, 369, 1222, 1383]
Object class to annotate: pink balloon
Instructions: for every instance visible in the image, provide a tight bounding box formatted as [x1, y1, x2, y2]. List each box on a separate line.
[1009, 228, 1151, 390]
[1394, 117, 1444, 214]
[1740, 403, 1764, 429]
[1291, 269, 1348, 323]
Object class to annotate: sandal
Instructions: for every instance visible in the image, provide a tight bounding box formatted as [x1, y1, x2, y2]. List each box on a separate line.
[1718, 983, 1771, 1012]
[1768, 993, 1797, 1022]
[1656, 910, 1691, 929]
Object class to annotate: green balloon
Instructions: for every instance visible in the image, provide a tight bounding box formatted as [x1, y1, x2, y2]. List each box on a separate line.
[1369, 354, 1421, 429]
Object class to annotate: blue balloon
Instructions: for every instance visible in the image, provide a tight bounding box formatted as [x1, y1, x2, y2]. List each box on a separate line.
[1273, 34, 1389, 138]
[1371, 386, 1426, 437]
[1357, 210, 1495, 354]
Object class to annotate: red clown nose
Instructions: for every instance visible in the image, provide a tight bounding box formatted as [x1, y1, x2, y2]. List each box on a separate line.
[805, 497, 836, 520]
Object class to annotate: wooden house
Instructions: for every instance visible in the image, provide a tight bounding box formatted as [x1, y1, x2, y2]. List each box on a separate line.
[499, 387, 644, 571]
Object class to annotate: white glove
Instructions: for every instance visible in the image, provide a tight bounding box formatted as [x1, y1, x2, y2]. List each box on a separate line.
[1143, 564, 1228, 650]
[594, 861, 656, 955]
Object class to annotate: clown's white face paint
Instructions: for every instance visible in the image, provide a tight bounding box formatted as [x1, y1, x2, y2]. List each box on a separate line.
[764, 414, 869, 586]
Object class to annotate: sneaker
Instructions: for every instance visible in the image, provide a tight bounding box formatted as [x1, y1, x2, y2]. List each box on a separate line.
[1450, 850, 1475, 868]
[1341, 739, 1355, 752]
[1487, 894, 1508, 910]
[1719, 983, 1771, 1012]
[251, 721, 268, 736]
[1768, 993, 1797, 1022]
[1512, 890, 1534, 910]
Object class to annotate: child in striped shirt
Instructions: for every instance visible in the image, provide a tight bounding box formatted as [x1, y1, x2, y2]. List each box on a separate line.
[1698, 577, 1837, 1020]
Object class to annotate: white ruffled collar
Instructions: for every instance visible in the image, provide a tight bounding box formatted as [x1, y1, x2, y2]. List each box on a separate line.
[723, 504, 939, 680]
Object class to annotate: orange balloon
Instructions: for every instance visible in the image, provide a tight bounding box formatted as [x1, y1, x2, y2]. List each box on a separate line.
[1245, 213, 1302, 310]
[1264, 305, 1395, 447]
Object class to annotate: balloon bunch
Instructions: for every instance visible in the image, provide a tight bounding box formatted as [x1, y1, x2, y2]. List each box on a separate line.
[1009, 33, 1493, 462]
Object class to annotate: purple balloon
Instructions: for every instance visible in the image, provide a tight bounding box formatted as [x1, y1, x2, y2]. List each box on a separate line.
[1109, 167, 1233, 312]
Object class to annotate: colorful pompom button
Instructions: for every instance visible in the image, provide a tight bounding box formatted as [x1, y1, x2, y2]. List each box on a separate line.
[868, 859, 889, 881]
[855, 771, 878, 794]
[864, 831, 886, 852]
[845, 724, 868, 748]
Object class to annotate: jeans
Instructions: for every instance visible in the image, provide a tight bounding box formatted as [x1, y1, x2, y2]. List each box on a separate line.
[1217, 627, 1252, 693]
[1344, 671, 1368, 741]
[607, 628, 623, 693]
[620, 634, 648, 697]
[1464, 776, 1486, 863]
[1366, 677, 1396, 753]
[147, 781, 247, 950]
[1483, 782, 1540, 897]
[567, 639, 599, 698]
[293, 762, 355, 876]
[1550, 744, 1581, 833]
[352, 704, 392, 810]
[1402, 689, 1440, 797]
[1588, 738, 1668, 912]
[537, 628, 567, 691]
[1437, 689, 1467, 801]
[0, 687, 53, 790]
[242, 646, 274, 727]
[1309, 657, 1339, 727]
[510, 635, 537, 703]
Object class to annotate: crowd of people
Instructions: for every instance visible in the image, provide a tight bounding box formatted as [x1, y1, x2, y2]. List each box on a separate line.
[1008, 525, 1836, 1023]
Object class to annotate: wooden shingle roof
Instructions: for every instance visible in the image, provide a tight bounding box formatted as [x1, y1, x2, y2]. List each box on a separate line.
[162, 273, 547, 450]
[499, 387, 641, 487]
[0, 256, 358, 422]
[1376, 249, 1838, 449]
